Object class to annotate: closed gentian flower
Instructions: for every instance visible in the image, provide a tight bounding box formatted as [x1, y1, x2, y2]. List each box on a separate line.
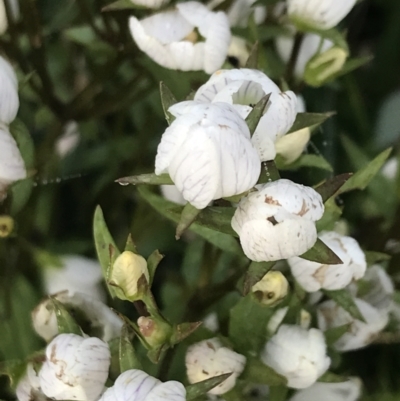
[16, 363, 42, 401]
[194, 68, 297, 161]
[186, 338, 246, 395]
[287, 0, 357, 30]
[232, 179, 324, 262]
[289, 378, 362, 401]
[0, 55, 19, 124]
[288, 231, 367, 292]
[39, 333, 111, 401]
[317, 298, 389, 352]
[155, 102, 261, 209]
[99, 369, 186, 401]
[0, 124, 26, 198]
[129, 2, 231, 74]
[261, 324, 330, 389]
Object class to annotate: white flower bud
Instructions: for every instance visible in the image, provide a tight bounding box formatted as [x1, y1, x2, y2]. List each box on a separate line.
[99, 369, 186, 401]
[155, 102, 261, 209]
[160, 184, 186, 205]
[0, 55, 19, 124]
[16, 363, 42, 401]
[232, 179, 324, 262]
[287, 0, 357, 30]
[129, 2, 231, 74]
[39, 333, 111, 400]
[110, 251, 149, 300]
[288, 231, 367, 292]
[194, 68, 297, 161]
[252, 271, 289, 306]
[186, 338, 246, 395]
[0, 124, 26, 198]
[32, 291, 123, 342]
[289, 378, 362, 401]
[44, 255, 105, 301]
[317, 298, 389, 352]
[261, 324, 330, 389]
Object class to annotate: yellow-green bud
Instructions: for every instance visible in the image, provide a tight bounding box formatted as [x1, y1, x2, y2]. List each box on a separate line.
[251, 271, 289, 306]
[109, 251, 149, 301]
[304, 46, 348, 87]
[138, 316, 172, 348]
[0, 215, 14, 238]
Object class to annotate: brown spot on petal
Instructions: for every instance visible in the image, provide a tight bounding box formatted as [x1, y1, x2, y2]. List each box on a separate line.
[297, 200, 309, 217]
[218, 124, 229, 129]
[202, 370, 210, 375]
[265, 196, 281, 206]
[206, 341, 216, 350]
[312, 264, 329, 285]
[267, 216, 278, 226]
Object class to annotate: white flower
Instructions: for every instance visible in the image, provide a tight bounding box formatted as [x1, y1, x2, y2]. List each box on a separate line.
[288, 231, 367, 292]
[194, 68, 297, 161]
[161, 184, 186, 205]
[0, 55, 19, 124]
[99, 369, 186, 401]
[317, 298, 389, 352]
[287, 0, 357, 30]
[155, 101, 261, 209]
[252, 271, 289, 306]
[186, 338, 246, 395]
[32, 291, 123, 342]
[261, 324, 330, 389]
[39, 333, 110, 401]
[0, 124, 26, 198]
[44, 255, 105, 301]
[289, 378, 362, 401]
[129, 2, 231, 74]
[129, 0, 169, 9]
[276, 32, 333, 79]
[231, 179, 324, 262]
[227, 0, 266, 27]
[55, 121, 80, 158]
[16, 363, 42, 401]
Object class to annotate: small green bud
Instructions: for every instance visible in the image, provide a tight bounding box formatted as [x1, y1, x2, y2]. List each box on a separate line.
[0, 215, 14, 238]
[137, 316, 172, 349]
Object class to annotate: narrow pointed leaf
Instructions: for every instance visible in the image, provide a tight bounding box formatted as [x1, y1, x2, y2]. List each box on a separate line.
[241, 356, 287, 386]
[323, 289, 366, 322]
[365, 251, 391, 265]
[93, 206, 120, 297]
[171, 321, 202, 345]
[124, 234, 138, 254]
[176, 203, 201, 239]
[147, 249, 164, 284]
[160, 81, 177, 125]
[324, 323, 351, 346]
[50, 299, 82, 335]
[315, 173, 353, 202]
[258, 161, 281, 183]
[318, 372, 348, 383]
[119, 325, 142, 372]
[246, 94, 271, 136]
[186, 373, 233, 400]
[115, 173, 173, 186]
[287, 112, 335, 134]
[300, 238, 343, 264]
[102, 0, 144, 11]
[277, 154, 333, 172]
[243, 261, 275, 295]
[245, 41, 259, 69]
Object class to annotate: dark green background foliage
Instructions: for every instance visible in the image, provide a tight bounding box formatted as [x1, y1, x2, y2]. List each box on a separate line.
[1, 0, 400, 399]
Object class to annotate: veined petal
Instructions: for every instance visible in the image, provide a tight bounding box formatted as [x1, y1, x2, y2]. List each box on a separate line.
[0, 56, 19, 124]
[145, 381, 186, 401]
[168, 41, 204, 71]
[176, 1, 211, 31]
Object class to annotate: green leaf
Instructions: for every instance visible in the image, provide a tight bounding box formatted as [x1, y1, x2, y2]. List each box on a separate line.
[315, 173, 353, 202]
[160, 81, 178, 125]
[0, 360, 26, 390]
[287, 112, 335, 134]
[186, 373, 233, 400]
[278, 154, 333, 172]
[102, 0, 145, 11]
[324, 324, 351, 346]
[246, 94, 271, 136]
[119, 325, 142, 372]
[258, 161, 281, 183]
[171, 321, 202, 345]
[338, 141, 392, 194]
[176, 203, 201, 240]
[93, 206, 120, 298]
[323, 289, 366, 322]
[365, 251, 391, 265]
[115, 173, 173, 186]
[229, 295, 275, 354]
[147, 249, 164, 284]
[245, 41, 259, 69]
[329, 56, 373, 81]
[269, 385, 288, 401]
[243, 261, 275, 296]
[9, 178, 34, 216]
[300, 238, 343, 265]
[50, 298, 82, 335]
[318, 371, 348, 383]
[316, 198, 343, 232]
[124, 234, 138, 254]
[241, 356, 287, 386]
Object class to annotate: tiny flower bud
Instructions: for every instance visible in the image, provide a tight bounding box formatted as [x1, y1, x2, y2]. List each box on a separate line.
[0, 215, 14, 237]
[138, 316, 172, 348]
[110, 251, 149, 301]
[99, 369, 186, 401]
[186, 338, 246, 395]
[262, 324, 330, 389]
[39, 333, 111, 400]
[251, 271, 289, 306]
